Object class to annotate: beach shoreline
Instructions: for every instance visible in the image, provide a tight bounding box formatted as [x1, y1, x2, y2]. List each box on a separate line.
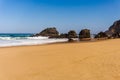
[0, 38, 111, 48]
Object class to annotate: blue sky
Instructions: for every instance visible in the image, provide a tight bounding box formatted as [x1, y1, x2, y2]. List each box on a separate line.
[0, 0, 120, 33]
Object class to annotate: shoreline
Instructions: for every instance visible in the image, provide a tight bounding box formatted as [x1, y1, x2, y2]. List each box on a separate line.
[0, 38, 113, 48]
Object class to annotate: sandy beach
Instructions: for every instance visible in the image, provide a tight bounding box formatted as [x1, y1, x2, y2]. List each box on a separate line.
[0, 39, 120, 80]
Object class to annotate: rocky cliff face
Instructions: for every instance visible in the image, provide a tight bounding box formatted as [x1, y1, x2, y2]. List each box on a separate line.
[105, 20, 120, 37]
[33, 27, 59, 38]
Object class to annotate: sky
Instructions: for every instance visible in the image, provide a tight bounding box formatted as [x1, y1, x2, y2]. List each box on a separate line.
[0, 0, 120, 34]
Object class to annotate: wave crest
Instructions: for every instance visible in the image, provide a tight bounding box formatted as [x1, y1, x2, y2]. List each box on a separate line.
[0, 36, 49, 40]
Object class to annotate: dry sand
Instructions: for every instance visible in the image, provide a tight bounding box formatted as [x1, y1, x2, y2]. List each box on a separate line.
[0, 39, 120, 80]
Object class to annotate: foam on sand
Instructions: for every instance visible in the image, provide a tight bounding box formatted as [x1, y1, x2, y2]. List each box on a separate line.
[0, 36, 68, 47]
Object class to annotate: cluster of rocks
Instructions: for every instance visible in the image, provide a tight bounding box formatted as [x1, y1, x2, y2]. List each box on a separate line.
[105, 20, 120, 38]
[33, 19, 120, 42]
[32, 28, 78, 38]
[95, 32, 108, 39]
[32, 27, 91, 41]
[95, 20, 120, 39]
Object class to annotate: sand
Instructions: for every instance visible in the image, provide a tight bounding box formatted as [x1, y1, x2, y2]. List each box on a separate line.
[0, 39, 120, 80]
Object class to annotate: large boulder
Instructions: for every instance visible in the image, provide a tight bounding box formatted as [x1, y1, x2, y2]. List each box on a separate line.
[68, 30, 78, 38]
[95, 32, 108, 38]
[33, 27, 59, 38]
[105, 20, 120, 38]
[79, 29, 91, 40]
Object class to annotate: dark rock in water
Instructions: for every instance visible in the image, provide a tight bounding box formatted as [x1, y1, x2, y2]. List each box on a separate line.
[79, 29, 91, 40]
[105, 20, 120, 38]
[95, 32, 108, 38]
[58, 30, 78, 38]
[68, 30, 78, 38]
[33, 27, 59, 38]
[68, 38, 75, 42]
[59, 33, 68, 38]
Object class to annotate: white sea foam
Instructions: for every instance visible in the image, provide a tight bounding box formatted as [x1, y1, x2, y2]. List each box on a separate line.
[0, 36, 68, 47]
[0, 36, 48, 40]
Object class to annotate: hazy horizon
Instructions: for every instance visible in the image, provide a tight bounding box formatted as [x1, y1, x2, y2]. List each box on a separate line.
[0, 0, 120, 34]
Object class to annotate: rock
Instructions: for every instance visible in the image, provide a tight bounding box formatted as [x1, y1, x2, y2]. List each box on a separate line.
[112, 32, 120, 38]
[105, 20, 120, 38]
[68, 30, 78, 38]
[95, 32, 108, 38]
[33, 27, 59, 38]
[59, 33, 68, 38]
[58, 30, 78, 38]
[79, 29, 91, 40]
[68, 38, 74, 42]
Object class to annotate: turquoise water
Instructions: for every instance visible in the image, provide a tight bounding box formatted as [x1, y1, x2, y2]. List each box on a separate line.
[0, 33, 33, 37]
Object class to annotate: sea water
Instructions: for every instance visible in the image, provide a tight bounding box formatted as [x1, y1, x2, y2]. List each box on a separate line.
[0, 33, 68, 47]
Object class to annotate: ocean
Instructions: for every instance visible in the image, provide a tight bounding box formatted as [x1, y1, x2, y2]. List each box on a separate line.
[0, 33, 68, 47]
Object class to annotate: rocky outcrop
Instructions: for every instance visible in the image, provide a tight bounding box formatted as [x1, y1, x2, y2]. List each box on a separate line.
[33, 27, 59, 38]
[105, 20, 120, 38]
[79, 29, 91, 40]
[58, 30, 78, 38]
[112, 32, 120, 38]
[57, 30, 78, 38]
[33, 28, 78, 39]
[95, 32, 108, 38]
[68, 30, 78, 38]
[59, 33, 68, 38]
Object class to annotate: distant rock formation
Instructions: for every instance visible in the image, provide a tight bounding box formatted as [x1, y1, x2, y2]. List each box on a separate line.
[68, 30, 78, 38]
[79, 29, 91, 40]
[95, 32, 108, 38]
[58, 30, 78, 39]
[59, 33, 68, 38]
[33, 27, 59, 38]
[105, 20, 120, 38]
[33, 27, 79, 39]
